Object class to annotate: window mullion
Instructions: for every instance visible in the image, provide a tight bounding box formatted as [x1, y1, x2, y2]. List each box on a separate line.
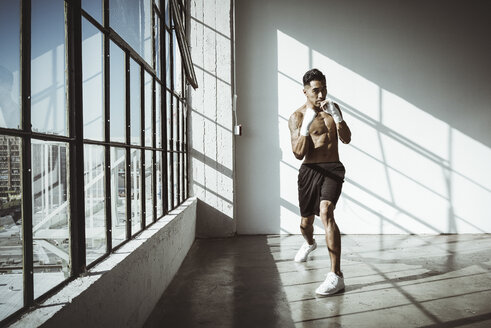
[103, 0, 112, 253]
[66, 0, 86, 276]
[140, 66, 145, 231]
[20, 0, 34, 308]
[152, 80, 157, 222]
[125, 52, 131, 240]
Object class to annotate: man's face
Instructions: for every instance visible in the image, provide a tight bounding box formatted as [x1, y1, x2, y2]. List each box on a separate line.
[303, 80, 327, 109]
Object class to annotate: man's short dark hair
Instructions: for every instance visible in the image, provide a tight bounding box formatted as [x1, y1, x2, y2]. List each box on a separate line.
[303, 68, 326, 86]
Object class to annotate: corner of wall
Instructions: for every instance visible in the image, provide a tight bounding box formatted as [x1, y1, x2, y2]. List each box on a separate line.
[196, 198, 235, 238]
[188, 0, 236, 238]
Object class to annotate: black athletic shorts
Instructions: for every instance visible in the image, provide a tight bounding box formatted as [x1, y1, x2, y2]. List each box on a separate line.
[297, 162, 345, 217]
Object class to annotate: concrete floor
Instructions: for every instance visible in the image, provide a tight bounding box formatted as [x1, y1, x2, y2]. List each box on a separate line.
[143, 235, 491, 328]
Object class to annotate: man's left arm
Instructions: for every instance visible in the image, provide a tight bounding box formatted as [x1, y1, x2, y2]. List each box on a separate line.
[321, 100, 351, 144]
[334, 104, 351, 144]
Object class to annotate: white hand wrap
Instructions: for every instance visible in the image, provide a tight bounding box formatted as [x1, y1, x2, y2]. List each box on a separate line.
[300, 107, 317, 136]
[323, 99, 343, 123]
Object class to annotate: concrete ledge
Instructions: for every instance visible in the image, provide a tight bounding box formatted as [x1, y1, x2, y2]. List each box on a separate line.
[9, 198, 197, 328]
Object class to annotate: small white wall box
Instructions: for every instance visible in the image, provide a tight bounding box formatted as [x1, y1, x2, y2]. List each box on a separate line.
[234, 124, 242, 136]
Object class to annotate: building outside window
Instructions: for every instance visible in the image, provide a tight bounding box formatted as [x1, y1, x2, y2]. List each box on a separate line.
[0, 0, 196, 324]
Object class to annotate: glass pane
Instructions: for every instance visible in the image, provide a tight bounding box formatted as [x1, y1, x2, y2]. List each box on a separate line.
[173, 97, 178, 150]
[130, 149, 141, 235]
[155, 14, 161, 79]
[183, 103, 187, 199]
[82, 18, 104, 141]
[84, 144, 106, 265]
[156, 151, 162, 217]
[174, 146, 178, 205]
[82, 0, 102, 25]
[110, 0, 152, 65]
[110, 42, 125, 143]
[180, 100, 184, 149]
[167, 151, 172, 209]
[179, 151, 183, 203]
[110, 147, 126, 247]
[0, 135, 22, 321]
[164, 0, 170, 27]
[155, 82, 161, 148]
[143, 0, 153, 67]
[31, 140, 69, 299]
[0, 1, 21, 130]
[183, 154, 186, 202]
[130, 59, 141, 146]
[179, 101, 184, 202]
[173, 30, 182, 96]
[166, 91, 172, 150]
[165, 30, 171, 90]
[145, 150, 153, 226]
[155, 0, 160, 10]
[144, 71, 153, 147]
[31, 0, 67, 136]
[183, 147, 187, 200]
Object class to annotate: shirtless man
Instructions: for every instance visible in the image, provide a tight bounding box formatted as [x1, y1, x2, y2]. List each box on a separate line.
[288, 68, 351, 296]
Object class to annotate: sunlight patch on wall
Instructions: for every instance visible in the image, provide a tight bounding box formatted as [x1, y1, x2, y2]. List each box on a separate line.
[279, 161, 299, 208]
[342, 146, 393, 201]
[312, 50, 380, 121]
[279, 205, 303, 234]
[452, 129, 491, 190]
[276, 30, 309, 169]
[277, 30, 310, 82]
[451, 129, 491, 231]
[382, 90, 450, 160]
[277, 29, 491, 233]
[277, 72, 304, 122]
[277, 30, 311, 232]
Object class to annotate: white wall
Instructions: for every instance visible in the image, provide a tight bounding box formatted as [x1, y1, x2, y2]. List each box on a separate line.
[188, 0, 236, 237]
[9, 199, 197, 328]
[235, 0, 491, 234]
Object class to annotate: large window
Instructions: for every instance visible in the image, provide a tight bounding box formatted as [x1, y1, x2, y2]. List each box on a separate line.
[0, 0, 193, 324]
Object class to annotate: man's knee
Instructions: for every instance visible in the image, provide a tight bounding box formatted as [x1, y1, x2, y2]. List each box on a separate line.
[320, 200, 334, 217]
[300, 216, 314, 229]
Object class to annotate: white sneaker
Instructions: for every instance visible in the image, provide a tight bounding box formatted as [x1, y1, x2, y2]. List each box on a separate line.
[294, 240, 317, 262]
[315, 272, 345, 296]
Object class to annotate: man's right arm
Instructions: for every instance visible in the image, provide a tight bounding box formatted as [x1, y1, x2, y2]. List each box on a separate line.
[289, 112, 311, 160]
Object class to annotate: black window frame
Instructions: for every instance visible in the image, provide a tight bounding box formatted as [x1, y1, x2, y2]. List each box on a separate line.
[0, 0, 193, 325]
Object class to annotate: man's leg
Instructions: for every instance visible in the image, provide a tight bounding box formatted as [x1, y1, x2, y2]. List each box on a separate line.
[319, 200, 341, 275]
[300, 215, 315, 245]
[315, 200, 344, 296]
[294, 215, 317, 262]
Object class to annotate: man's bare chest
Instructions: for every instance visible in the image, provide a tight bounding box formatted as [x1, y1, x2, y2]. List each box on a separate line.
[310, 113, 336, 136]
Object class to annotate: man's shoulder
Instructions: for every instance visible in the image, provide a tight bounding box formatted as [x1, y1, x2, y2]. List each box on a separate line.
[290, 105, 306, 120]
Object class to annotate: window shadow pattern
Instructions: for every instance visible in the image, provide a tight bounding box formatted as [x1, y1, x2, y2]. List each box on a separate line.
[270, 234, 491, 327]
